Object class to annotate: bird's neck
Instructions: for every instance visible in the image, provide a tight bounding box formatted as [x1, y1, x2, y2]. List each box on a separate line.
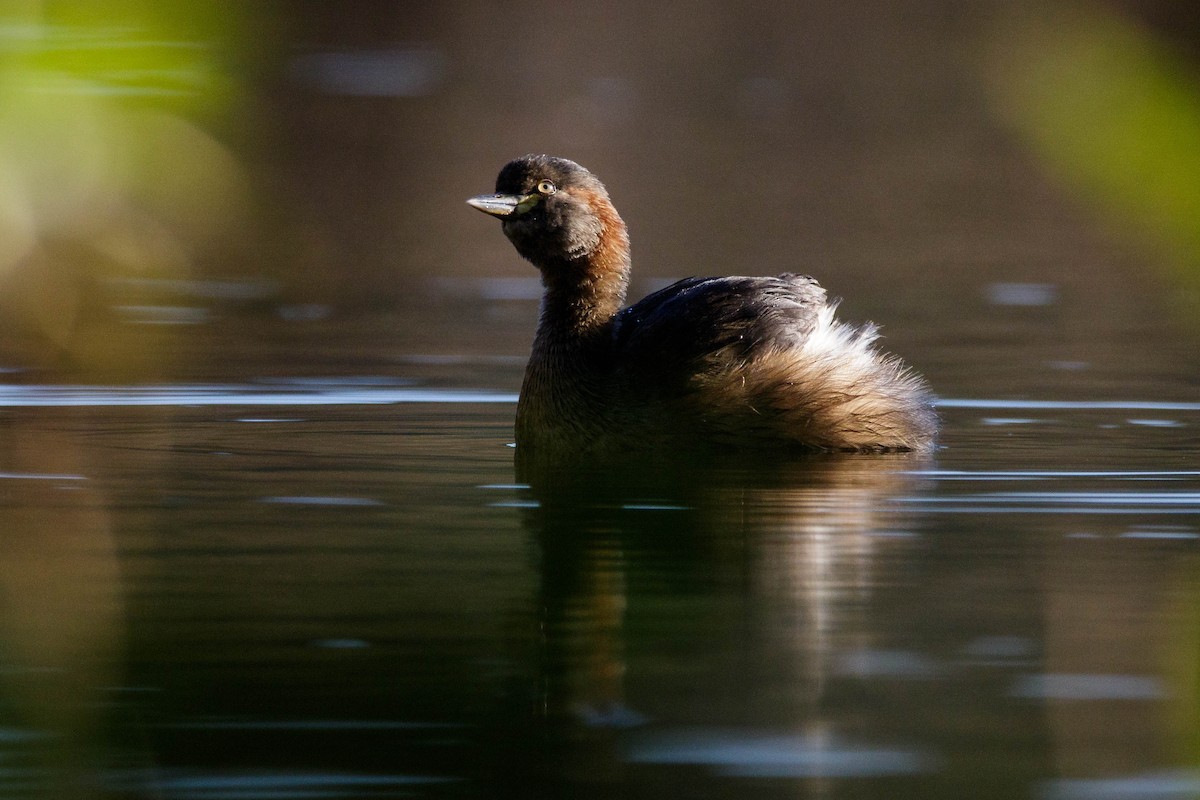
[534, 214, 631, 348]
[518, 211, 630, 449]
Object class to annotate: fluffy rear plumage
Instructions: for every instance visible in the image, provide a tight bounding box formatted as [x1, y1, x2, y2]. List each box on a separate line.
[685, 302, 937, 450]
[613, 276, 936, 451]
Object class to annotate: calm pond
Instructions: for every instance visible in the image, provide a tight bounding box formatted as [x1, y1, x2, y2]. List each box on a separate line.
[0, 296, 1197, 799]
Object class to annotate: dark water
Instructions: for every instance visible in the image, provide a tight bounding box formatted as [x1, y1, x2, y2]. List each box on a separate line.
[0, 301, 1198, 799]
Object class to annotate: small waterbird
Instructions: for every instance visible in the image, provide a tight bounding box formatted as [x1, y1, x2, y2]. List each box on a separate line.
[468, 155, 937, 455]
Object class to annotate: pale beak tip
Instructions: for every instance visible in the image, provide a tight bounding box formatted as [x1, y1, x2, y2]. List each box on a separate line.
[467, 194, 519, 217]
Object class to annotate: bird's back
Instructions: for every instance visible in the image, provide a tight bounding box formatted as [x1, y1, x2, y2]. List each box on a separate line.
[609, 274, 937, 451]
[612, 274, 826, 390]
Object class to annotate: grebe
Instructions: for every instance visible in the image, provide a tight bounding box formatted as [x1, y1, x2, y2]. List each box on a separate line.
[468, 155, 936, 454]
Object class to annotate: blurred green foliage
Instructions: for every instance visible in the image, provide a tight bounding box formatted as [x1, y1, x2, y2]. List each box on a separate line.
[0, 0, 243, 111]
[989, 6, 1200, 311]
[0, 1, 249, 365]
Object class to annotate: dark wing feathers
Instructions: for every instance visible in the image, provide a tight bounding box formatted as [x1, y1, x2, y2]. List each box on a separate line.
[611, 274, 827, 395]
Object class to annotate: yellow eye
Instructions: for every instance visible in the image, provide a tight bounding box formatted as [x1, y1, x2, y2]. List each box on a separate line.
[536, 179, 556, 195]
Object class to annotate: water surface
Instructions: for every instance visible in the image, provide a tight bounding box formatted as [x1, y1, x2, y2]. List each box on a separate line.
[0, 304, 1196, 799]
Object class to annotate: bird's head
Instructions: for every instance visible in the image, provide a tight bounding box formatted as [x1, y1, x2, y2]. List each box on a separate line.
[467, 155, 622, 269]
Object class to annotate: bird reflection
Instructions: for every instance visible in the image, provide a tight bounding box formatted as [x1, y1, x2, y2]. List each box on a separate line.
[506, 447, 930, 792]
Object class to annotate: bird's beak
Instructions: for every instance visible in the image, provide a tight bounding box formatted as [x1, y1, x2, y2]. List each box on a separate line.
[466, 193, 540, 217]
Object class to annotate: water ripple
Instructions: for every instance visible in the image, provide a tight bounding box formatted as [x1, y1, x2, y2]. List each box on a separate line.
[919, 470, 1200, 480]
[937, 398, 1200, 411]
[1040, 770, 1200, 800]
[1010, 673, 1165, 701]
[905, 491, 1200, 506]
[0, 388, 1192, 412]
[896, 489, 1200, 515]
[626, 728, 936, 778]
[0, 383, 518, 407]
[106, 769, 458, 797]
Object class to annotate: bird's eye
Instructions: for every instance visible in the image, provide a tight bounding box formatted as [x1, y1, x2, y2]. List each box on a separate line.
[536, 180, 556, 195]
